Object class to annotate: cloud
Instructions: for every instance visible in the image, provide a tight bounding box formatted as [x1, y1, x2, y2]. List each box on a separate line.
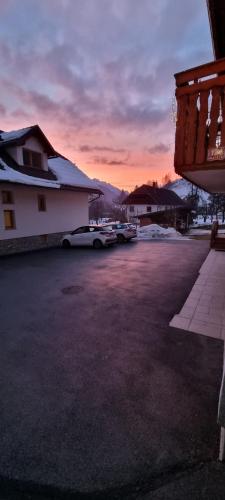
[148, 143, 170, 154]
[79, 144, 126, 153]
[0, 0, 212, 185]
[92, 155, 129, 166]
[109, 104, 168, 130]
[0, 103, 6, 115]
[11, 108, 30, 120]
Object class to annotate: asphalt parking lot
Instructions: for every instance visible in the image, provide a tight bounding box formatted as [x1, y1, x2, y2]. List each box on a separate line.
[0, 240, 223, 499]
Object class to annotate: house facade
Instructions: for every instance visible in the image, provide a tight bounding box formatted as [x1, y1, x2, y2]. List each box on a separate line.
[123, 184, 185, 222]
[0, 125, 101, 255]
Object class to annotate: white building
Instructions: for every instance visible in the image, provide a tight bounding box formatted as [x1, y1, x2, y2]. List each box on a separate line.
[0, 125, 101, 255]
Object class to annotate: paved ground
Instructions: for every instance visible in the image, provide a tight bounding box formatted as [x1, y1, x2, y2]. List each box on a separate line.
[0, 240, 224, 499]
[171, 249, 225, 339]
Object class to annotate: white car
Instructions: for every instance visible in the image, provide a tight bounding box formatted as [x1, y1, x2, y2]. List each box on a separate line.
[103, 223, 137, 243]
[61, 225, 117, 249]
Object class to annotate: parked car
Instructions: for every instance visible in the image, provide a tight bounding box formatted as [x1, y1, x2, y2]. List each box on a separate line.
[61, 225, 117, 249]
[103, 223, 137, 243]
[126, 223, 137, 230]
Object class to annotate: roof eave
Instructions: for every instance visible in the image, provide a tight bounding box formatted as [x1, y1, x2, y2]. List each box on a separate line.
[0, 179, 59, 190]
[0, 179, 103, 195]
[60, 184, 103, 195]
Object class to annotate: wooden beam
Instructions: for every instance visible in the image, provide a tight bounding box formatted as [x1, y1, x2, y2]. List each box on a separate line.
[195, 90, 209, 165]
[175, 159, 225, 173]
[175, 57, 225, 87]
[174, 95, 188, 167]
[220, 87, 225, 145]
[176, 74, 225, 97]
[208, 87, 221, 147]
[184, 93, 198, 165]
[219, 427, 225, 462]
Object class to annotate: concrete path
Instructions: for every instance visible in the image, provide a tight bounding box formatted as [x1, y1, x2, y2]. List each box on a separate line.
[170, 249, 225, 339]
[0, 240, 223, 498]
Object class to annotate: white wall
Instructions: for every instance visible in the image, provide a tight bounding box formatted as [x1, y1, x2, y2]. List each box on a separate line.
[0, 184, 89, 240]
[7, 137, 48, 170]
[126, 204, 169, 221]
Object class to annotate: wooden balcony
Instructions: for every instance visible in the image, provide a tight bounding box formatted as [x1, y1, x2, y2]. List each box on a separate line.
[174, 57, 225, 193]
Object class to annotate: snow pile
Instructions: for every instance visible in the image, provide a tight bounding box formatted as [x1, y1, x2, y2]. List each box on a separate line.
[192, 215, 225, 226]
[137, 224, 183, 240]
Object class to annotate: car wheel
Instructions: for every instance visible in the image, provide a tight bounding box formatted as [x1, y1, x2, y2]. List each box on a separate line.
[62, 239, 71, 249]
[117, 234, 125, 243]
[93, 239, 103, 249]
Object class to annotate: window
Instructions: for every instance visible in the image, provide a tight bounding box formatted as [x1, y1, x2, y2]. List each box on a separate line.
[71, 226, 87, 235]
[89, 227, 101, 232]
[129, 206, 134, 213]
[4, 210, 15, 229]
[38, 195, 46, 212]
[2, 190, 13, 204]
[23, 148, 42, 169]
[147, 206, 152, 213]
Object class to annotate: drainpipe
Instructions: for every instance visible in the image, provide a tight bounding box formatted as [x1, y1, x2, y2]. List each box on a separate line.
[88, 193, 102, 204]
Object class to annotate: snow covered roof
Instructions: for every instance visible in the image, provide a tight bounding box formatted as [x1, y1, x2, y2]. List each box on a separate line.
[0, 124, 57, 156]
[0, 126, 33, 143]
[48, 156, 99, 191]
[0, 158, 59, 189]
[0, 154, 101, 193]
[0, 125, 101, 194]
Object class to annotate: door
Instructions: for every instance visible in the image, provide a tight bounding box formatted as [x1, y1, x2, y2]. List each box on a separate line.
[70, 226, 89, 246]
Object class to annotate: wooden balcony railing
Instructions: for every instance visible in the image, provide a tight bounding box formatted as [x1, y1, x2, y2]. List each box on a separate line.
[174, 57, 225, 172]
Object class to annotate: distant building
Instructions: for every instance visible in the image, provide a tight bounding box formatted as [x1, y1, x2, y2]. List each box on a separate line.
[0, 124, 101, 255]
[123, 184, 186, 222]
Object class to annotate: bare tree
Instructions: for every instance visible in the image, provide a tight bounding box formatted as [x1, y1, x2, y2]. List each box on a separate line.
[161, 173, 172, 186]
[208, 194, 225, 222]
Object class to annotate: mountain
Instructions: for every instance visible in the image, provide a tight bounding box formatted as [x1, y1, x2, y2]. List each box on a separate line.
[165, 178, 210, 205]
[92, 178, 128, 204]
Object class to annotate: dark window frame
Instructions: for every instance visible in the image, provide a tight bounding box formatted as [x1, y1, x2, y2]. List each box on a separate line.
[2, 190, 14, 204]
[23, 148, 43, 169]
[129, 206, 134, 213]
[38, 194, 46, 212]
[146, 206, 152, 213]
[4, 209, 16, 230]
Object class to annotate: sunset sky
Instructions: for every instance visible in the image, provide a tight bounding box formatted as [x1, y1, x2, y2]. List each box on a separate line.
[0, 0, 212, 190]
